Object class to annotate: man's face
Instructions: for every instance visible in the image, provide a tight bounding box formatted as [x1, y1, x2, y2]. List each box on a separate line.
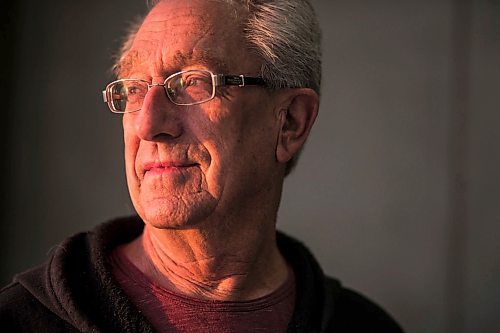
[121, 0, 284, 229]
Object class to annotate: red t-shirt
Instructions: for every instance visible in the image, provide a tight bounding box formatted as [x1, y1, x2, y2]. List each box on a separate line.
[109, 249, 296, 332]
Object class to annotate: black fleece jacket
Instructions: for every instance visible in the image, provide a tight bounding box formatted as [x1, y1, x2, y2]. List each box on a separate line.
[0, 216, 404, 332]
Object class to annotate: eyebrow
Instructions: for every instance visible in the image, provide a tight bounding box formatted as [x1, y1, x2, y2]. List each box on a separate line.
[116, 50, 141, 78]
[117, 49, 230, 78]
[173, 50, 230, 73]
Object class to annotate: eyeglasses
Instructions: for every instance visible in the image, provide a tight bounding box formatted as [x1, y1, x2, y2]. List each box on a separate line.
[102, 69, 266, 113]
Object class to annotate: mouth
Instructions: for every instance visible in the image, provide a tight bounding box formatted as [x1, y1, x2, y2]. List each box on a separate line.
[143, 162, 199, 176]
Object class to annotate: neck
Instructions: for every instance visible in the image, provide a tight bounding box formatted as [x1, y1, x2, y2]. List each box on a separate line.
[121, 213, 289, 301]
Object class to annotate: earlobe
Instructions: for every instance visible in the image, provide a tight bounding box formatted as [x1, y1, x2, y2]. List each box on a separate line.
[276, 89, 319, 164]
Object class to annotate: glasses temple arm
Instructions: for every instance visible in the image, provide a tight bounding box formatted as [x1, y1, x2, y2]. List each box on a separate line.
[216, 74, 265, 87]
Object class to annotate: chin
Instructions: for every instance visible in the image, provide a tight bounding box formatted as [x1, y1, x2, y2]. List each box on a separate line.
[135, 194, 217, 230]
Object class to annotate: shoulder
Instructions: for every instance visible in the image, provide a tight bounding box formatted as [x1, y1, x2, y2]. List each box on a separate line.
[0, 216, 145, 332]
[0, 280, 77, 332]
[322, 277, 405, 333]
[0, 281, 34, 316]
[275, 231, 405, 332]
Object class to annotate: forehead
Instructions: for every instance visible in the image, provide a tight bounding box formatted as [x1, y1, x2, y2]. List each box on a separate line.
[120, 49, 229, 76]
[119, 0, 252, 76]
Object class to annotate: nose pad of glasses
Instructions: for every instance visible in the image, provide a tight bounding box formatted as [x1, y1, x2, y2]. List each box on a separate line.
[148, 83, 176, 103]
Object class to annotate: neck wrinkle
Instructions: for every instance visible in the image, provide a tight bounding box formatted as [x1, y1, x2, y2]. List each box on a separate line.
[122, 221, 288, 301]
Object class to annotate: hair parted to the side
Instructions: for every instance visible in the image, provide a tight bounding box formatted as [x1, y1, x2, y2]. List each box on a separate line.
[114, 0, 322, 175]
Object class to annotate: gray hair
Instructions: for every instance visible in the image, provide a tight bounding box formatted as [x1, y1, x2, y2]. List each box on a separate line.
[115, 0, 322, 175]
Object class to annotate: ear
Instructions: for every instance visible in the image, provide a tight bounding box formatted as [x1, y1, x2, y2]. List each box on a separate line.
[276, 89, 319, 164]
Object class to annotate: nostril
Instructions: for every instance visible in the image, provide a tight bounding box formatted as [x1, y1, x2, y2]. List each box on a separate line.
[153, 132, 180, 141]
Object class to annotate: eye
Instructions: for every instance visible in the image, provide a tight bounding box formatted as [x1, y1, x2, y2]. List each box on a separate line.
[181, 74, 208, 88]
[166, 71, 214, 105]
[127, 84, 146, 95]
[170, 72, 212, 93]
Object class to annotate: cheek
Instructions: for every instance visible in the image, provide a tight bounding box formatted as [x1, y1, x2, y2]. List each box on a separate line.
[122, 117, 141, 185]
[182, 102, 237, 195]
[200, 97, 279, 179]
[193, 129, 229, 194]
[123, 115, 139, 153]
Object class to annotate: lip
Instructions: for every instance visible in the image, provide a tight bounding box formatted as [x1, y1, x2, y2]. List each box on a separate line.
[143, 162, 198, 176]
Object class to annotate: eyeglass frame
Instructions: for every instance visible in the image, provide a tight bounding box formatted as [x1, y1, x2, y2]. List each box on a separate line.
[102, 69, 266, 114]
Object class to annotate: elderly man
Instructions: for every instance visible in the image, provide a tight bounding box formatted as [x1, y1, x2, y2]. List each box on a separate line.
[1, 0, 404, 332]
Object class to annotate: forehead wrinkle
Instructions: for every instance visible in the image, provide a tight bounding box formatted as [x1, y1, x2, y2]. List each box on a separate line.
[152, 46, 167, 76]
[118, 3, 242, 78]
[119, 48, 231, 78]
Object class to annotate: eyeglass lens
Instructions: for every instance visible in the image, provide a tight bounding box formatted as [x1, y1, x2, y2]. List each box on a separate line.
[110, 80, 147, 112]
[108, 70, 215, 112]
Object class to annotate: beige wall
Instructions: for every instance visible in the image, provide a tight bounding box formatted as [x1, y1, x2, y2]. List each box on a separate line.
[2, 1, 499, 332]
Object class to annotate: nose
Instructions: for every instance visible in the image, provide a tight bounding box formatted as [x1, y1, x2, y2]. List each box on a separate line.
[134, 86, 183, 141]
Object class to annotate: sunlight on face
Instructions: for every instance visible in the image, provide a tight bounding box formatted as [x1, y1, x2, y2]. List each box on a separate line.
[122, 0, 283, 229]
